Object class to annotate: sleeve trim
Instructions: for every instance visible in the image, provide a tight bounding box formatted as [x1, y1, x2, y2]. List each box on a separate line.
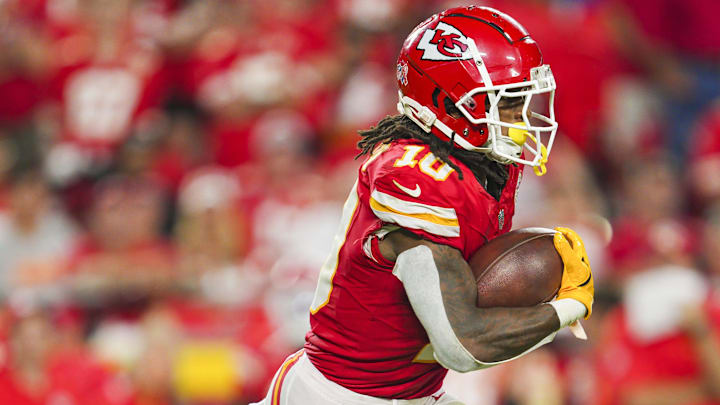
[370, 190, 460, 237]
[370, 189, 458, 221]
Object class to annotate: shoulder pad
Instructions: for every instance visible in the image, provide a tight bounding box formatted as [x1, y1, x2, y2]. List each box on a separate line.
[363, 140, 466, 239]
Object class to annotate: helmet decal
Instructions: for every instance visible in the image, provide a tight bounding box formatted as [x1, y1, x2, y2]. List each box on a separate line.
[396, 61, 409, 86]
[417, 22, 472, 61]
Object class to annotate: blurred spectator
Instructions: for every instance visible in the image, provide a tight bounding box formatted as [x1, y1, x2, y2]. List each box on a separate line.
[250, 171, 341, 349]
[67, 175, 174, 310]
[702, 205, 720, 281]
[689, 102, 720, 210]
[0, 137, 15, 199]
[593, 158, 720, 405]
[0, 167, 77, 302]
[445, 348, 564, 405]
[497, 349, 565, 405]
[172, 166, 283, 402]
[174, 166, 254, 298]
[338, 0, 411, 32]
[91, 304, 180, 405]
[0, 0, 51, 125]
[330, 59, 397, 154]
[0, 312, 134, 405]
[175, 0, 346, 167]
[593, 265, 720, 405]
[43, 0, 171, 182]
[149, 100, 209, 193]
[163, 296, 276, 404]
[607, 0, 720, 160]
[443, 367, 501, 405]
[607, 155, 696, 279]
[599, 76, 664, 170]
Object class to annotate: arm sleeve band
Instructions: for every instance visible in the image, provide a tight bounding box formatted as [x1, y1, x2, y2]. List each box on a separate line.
[393, 245, 558, 373]
[547, 298, 587, 328]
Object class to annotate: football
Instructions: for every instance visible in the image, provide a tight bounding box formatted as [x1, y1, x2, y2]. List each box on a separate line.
[470, 227, 563, 308]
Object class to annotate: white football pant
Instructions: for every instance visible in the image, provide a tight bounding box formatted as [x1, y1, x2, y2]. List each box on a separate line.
[250, 350, 465, 405]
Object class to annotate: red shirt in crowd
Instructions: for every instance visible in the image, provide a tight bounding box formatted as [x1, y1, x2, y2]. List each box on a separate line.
[594, 293, 720, 405]
[619, 0, 720, 59]
[0, 348, 135, 405]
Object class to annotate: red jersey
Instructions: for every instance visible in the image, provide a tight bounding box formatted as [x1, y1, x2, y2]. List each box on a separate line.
[304, 138, 523, 399]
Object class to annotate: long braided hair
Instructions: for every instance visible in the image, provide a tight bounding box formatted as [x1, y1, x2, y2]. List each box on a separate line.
[357, 114, 509, 199]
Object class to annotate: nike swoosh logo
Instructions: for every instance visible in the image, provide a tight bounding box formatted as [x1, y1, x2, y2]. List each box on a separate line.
[393, 180, 421, 198]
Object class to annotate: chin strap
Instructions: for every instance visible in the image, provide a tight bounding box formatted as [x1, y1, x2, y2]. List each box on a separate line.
[487, 136, 522, 165]
[397, 92, 437, 133]
[398, 92, 460, 138]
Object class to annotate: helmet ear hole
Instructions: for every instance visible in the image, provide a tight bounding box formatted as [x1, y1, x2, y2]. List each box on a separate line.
[443, 97, 463, 118]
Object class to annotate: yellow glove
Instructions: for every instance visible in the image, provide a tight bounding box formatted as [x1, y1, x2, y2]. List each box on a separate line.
[553, 227, 594, 319]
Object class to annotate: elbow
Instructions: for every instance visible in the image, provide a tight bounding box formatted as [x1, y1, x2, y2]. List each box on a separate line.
[429, 337, 496, 373]
[432, 346, 478, 373]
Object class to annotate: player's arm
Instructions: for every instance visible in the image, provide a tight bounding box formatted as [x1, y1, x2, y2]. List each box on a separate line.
[380, 228, 590, 371]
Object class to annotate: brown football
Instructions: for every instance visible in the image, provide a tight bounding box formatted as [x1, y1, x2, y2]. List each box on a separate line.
[470, 227, 563, 308]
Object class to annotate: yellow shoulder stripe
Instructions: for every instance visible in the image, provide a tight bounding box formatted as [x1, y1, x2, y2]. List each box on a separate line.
[369, 197, 459, 227]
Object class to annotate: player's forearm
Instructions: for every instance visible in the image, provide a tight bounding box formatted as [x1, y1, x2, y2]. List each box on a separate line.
[433, 248, 560, 362]
[454, 305, 559, 362]
[387, 231, 562, 370]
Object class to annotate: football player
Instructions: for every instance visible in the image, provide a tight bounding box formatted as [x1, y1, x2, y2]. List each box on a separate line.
[252, 6, 594, 405]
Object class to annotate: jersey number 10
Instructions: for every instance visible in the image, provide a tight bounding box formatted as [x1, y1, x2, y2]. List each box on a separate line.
[393, 145, 455, 181]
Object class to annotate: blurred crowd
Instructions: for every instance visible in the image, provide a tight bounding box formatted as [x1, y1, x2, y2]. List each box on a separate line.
[1, 0, 720, 404]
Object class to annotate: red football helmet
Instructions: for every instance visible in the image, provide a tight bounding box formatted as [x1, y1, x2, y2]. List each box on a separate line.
[396, 6, 557, 172]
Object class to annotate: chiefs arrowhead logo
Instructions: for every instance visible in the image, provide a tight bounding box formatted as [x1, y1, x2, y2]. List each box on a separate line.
[417, 22, 472, 61]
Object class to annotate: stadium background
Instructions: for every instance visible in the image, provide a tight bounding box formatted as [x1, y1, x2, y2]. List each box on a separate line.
[1, 0, 720, 404]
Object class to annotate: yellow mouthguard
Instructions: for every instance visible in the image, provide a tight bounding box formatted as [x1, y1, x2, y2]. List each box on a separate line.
[508, 122, 529, 145]
[508, 122, 548, 176]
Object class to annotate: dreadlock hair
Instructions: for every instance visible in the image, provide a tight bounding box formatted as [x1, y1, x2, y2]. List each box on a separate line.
[357, 114, 509, 200]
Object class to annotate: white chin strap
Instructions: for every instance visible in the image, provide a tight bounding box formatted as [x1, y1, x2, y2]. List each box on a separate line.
[489, 135, 523, 164]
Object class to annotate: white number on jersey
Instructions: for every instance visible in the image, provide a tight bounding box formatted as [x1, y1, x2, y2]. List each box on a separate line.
[394, 146, 455, 181]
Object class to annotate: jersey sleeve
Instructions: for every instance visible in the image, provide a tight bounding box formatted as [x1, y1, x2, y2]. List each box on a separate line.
[365, 146, 465, 251]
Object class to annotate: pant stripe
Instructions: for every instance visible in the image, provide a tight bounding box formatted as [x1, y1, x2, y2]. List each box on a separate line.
[271, 349, 304, 405]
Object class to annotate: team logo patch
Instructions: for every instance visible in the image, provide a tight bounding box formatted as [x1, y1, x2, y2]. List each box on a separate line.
[498, 209, 505, 230]
[396, 61, 408, 86]
[417, 22, 473, 61]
